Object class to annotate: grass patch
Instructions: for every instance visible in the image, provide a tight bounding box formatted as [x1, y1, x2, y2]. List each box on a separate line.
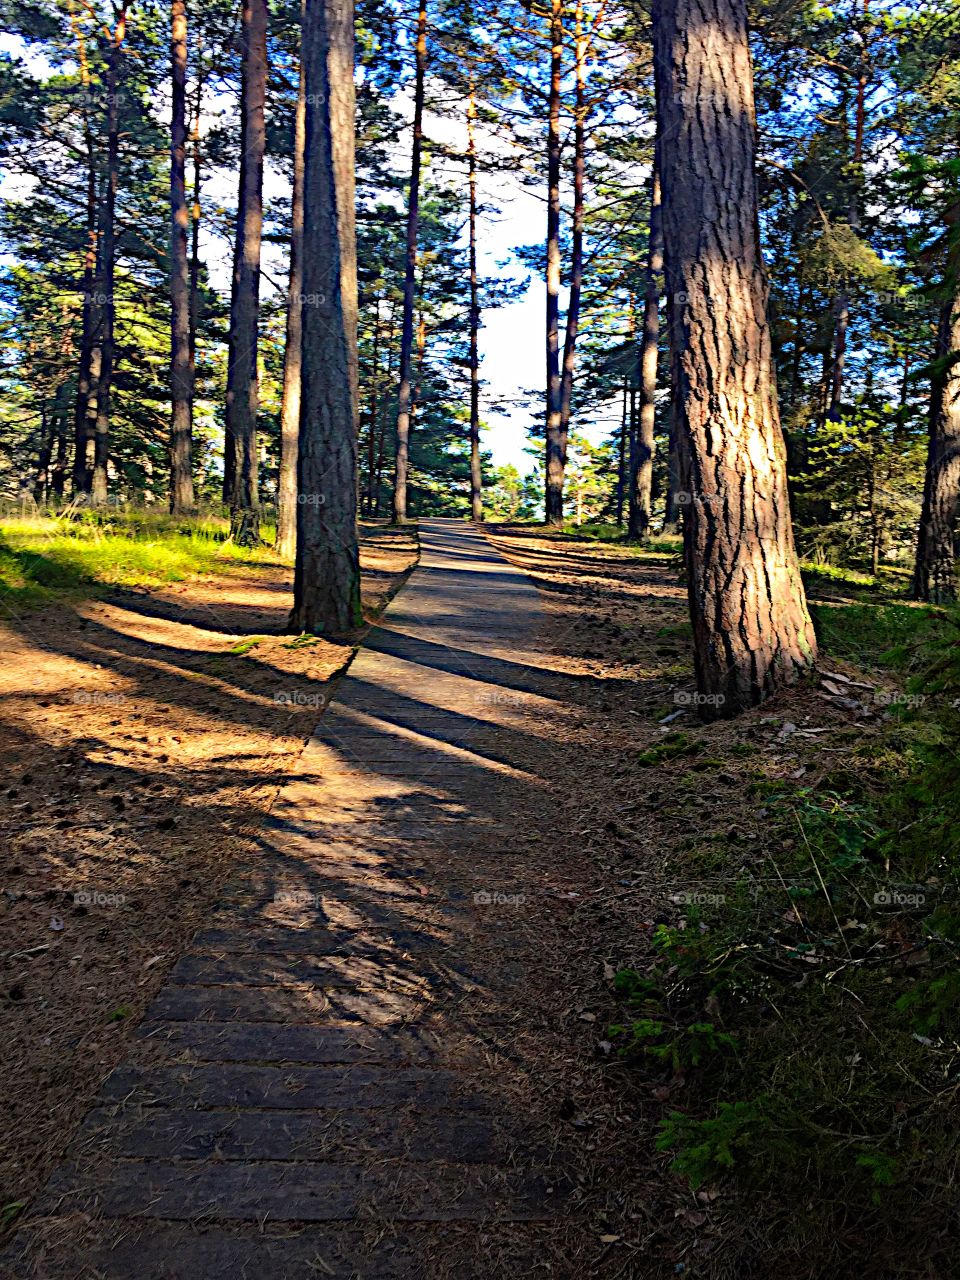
[0, 511, 283, 603]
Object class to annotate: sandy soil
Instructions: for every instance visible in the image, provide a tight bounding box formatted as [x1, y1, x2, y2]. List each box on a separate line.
[0, 524, 418, 1223]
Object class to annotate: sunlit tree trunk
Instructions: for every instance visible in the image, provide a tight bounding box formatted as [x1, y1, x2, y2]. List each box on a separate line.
[544, 0, 564, 526]
[188, 64, 204, 438]
[91, 5, 128, 508]
[557, 0, 587, 488]
[468, 83, 483, 521]
[225, 0, 267, 542]
[392, 0, 427, 523]
[289, 0, 361, 634]
[914, 262, 960, 602]
[653, 0, 817, 717]
[276, 5, 307, 559]
[69, 1, 96, 498]
[169, 0, 195, 514]
[629, 149, 662, 540]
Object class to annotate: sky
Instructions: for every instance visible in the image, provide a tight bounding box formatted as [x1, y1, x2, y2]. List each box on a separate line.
[0, 31, 558, 477]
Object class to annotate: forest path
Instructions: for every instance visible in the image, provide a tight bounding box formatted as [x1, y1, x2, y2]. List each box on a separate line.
[4, 519, 577, 1278]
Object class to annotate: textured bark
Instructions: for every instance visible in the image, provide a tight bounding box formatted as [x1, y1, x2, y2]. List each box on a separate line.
[544, 0, 564, 526]
[288, 0, 361, 635]
[913, 278, 960, 602]
[169, 0, 195, 514]
[392, 0, 427, 524]
[188, 67, 203, 433]
[628, 152, 662, 540]
[69, 3, 96, 497]
[91, 6, 128, 508]
[276, 10, 307, 560]
[615, 381, 627, 526]
[468, 85, 483, 522]
[557, 0, 587, 485]
[653, 0, 817, 718]
[225, 0, 267, 542]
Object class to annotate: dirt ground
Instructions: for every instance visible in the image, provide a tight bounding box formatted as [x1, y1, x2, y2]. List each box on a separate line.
[1, 518, 902, 1275]
[0, 524, 418, 1226]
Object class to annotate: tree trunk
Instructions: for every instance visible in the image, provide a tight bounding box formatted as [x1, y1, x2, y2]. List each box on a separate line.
[628, 149, 662, 540]
[34, 404, 54, 505]
[276, 5, 307, 559]
[91, 6, 128, 508]
[913, 276, 960, 601]
[468, 84, 482, 522]
[392, 0, 427, 524]
[52, 400, 68, 500]
[615, 379, 627, 526]
[70, 5, 97, 498]
[557, 0, 587, 479]
[653, 0, 817, 718]
[225, 0, 267, 542]
[288, 0, 361, 634]
[169, 0, 195, 514]
[364, 298, 382, 517]
[189, 64, 203, 438]
[544, 0, 564, 526]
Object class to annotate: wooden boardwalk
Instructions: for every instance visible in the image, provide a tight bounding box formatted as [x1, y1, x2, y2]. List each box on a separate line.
[5, 520, 573, 1278]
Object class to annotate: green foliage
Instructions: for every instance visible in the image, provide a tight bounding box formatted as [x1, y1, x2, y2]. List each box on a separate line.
[635, 731, 703, 766]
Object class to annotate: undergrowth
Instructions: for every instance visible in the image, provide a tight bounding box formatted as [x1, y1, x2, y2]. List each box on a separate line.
[611, 600, 960, 1276]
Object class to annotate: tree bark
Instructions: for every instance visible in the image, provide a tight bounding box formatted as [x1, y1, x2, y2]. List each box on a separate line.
[913, 271, 960, 601]
[288, 0, 361, 634]
[69, 1, 97, 498]
[544, 0, 564, 526]
[557, 0, 587, 480]
[225, 0, 267, 542]
[189, 66, 202, 412]
[276, 5, 307, 559]
[392, 0, 427, 524]
[653, 0, 817, 717]
[468, 83, 483, 522]
[91, 6, 128, 508]
[169, 0, 195, 513]
[628, 149, 662, 540]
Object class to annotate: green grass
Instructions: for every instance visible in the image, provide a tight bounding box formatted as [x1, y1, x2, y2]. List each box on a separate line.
[0, 511, 283, 604]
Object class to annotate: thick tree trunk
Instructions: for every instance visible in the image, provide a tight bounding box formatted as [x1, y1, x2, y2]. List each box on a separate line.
[392, 0, 427, 524]
[557, 0, 587, 481]
[468, 85, 482, 522]
[225, 0, 267, 542]
[169, 0, 195, 514]
[628, 150, 662, 540]
[653, 0, 817, 717]
[913, 281, 960, 601]
[276, 9, 307, 560]
[544, 0, 564, 526]
[288, 0, 361, 634]
[91, 7, 127, 509]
